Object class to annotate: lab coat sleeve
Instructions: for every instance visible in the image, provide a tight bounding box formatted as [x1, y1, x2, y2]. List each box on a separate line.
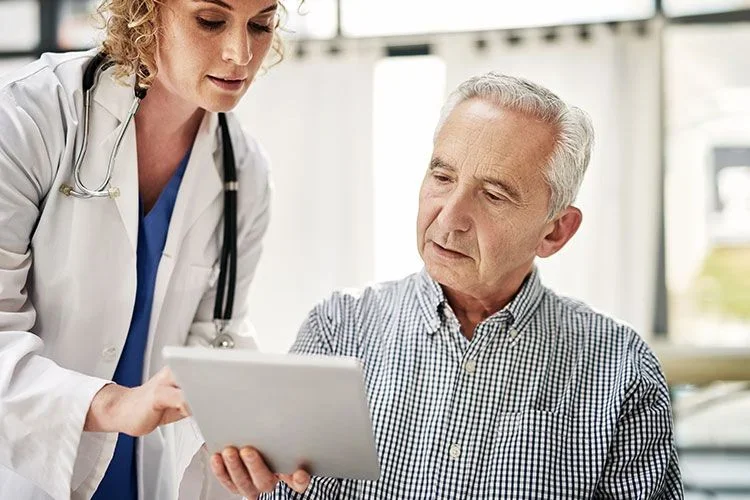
[177, 129, 272, 499]
[0, 84, 116, 499]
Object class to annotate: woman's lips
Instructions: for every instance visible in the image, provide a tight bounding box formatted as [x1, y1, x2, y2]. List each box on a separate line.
[208, 76, 246, 92]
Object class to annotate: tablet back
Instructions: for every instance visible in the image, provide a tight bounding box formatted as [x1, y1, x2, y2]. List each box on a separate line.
[163, 346, 381, 481]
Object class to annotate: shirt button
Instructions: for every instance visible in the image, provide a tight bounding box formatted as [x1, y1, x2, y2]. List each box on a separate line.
[509, 328, 519, 339]
[463, 359, 477, 374]
[449, 443, 461, 459]
[101, 346, 118, 362]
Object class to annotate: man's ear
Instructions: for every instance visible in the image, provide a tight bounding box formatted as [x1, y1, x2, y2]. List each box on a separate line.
[536, 206, 582, 258]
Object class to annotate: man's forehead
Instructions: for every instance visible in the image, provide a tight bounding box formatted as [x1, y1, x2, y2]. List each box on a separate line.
[434, 101, 556, 175]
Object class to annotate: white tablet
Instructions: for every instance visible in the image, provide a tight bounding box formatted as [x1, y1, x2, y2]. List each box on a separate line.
[162, 346, 381, 481]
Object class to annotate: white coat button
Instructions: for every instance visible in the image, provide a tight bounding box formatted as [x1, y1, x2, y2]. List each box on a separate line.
[463, 359, 477, 374]
[101, 346, 118, 362]
[449, 443, 461, 459]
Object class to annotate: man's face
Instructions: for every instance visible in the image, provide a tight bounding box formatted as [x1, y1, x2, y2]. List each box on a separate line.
[417, 98, 558, 300]
[154, 0, 278, 112]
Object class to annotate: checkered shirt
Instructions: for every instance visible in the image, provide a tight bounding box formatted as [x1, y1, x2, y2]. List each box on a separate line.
[262, 268, 683, 499]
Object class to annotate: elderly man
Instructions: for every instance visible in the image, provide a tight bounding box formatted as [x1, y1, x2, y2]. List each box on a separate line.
[212, 73, 683, 499]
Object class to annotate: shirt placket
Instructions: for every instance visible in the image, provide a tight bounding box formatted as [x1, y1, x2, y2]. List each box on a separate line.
[434, 315, 509, 499]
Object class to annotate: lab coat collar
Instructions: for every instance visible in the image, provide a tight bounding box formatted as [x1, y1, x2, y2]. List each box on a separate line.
[92, 63, 138, 125]
[92, 62, 223, 256]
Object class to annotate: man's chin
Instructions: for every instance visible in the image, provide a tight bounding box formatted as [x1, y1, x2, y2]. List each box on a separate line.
[424, 260, 468, 285]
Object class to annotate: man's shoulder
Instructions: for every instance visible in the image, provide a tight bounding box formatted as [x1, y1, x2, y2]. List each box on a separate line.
[541, 289, 660, 388]
[312, 273, 420, 325]
[543, 288, 647, 355]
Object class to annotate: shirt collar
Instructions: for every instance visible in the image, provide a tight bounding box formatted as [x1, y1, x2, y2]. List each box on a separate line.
[416, 266, 546, 336]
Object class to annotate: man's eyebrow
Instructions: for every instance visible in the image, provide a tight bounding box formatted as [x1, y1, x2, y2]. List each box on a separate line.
[430, 157, 522, 202]
[429, 157, 455, 172]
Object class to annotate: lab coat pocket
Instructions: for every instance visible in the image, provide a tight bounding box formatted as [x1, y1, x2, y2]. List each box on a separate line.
[175, 264, 218, 340]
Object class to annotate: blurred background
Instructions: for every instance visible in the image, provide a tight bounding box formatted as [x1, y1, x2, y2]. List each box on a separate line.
[1, 0, 750, 497]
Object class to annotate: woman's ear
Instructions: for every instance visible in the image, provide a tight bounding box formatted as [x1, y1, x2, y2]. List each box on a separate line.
[535, 206, 582, 258]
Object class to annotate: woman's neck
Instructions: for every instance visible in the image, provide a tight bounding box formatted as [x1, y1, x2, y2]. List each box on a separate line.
[133, 79, 206, 212]
[135, 78, 206, 148]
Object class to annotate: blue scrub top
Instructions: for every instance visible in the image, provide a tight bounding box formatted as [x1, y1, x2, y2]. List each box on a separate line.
[93, 148, 191, 500]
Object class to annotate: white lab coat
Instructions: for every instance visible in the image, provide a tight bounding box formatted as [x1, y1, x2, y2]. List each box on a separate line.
[0, 50, 270, 499]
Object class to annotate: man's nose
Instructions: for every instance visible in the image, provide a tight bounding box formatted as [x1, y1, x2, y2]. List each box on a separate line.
[435, 188, 473, 233]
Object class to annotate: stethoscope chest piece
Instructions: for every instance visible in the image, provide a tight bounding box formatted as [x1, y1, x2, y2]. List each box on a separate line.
[210, 332, 235, 349]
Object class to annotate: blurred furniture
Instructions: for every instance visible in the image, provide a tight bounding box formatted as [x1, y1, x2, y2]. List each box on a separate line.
[650, 342, 750, 386]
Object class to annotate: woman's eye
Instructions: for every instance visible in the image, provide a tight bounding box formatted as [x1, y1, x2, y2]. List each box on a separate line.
[197, 17, 224, 31]
[249, 21, 274, 34]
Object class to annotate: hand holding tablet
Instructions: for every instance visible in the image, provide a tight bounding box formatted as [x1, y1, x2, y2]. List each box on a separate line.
[162, 346, 381, 493]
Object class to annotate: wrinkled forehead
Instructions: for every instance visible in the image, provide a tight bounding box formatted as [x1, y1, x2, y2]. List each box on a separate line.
[434, 99, 558, 183]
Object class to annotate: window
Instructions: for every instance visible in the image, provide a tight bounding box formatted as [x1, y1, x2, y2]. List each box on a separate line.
[281, 0, 338, 40]
[663, 0, 750, 17]
[57, 0, 100, 50]
[664, 24, 750, 346]
[0, 0, 39, 50]
[373, 55, 446, 282]
[341, 0, 654, 37]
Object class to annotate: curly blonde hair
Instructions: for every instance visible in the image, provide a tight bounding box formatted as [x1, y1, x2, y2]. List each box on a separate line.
[96, 0, 292, 89]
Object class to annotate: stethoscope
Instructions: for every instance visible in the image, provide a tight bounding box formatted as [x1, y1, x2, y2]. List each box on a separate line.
[60, 52, 238, 349]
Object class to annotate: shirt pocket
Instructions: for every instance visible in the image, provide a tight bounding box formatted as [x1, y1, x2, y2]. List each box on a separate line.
[490, 410, 581, 498]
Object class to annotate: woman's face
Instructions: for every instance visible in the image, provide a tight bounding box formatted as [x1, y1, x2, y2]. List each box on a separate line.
[154, 0, 278, 112]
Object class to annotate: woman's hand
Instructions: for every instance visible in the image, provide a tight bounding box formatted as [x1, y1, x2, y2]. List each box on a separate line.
[84, 366, 190, 436]
[210, 446, 311, 498]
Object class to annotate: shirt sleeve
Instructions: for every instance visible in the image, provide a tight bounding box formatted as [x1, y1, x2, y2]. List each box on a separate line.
[261, 476, 342, 500]
[594, 343, 684, 499]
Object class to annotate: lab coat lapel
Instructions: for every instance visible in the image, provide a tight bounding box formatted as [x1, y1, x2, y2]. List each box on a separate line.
[145, 112, 222, 362]
[91, 67, 139, 252]
[163, 111, 223, 260]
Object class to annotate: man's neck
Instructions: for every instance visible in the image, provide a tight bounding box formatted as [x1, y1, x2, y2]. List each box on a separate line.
[442, 264, 532, 339]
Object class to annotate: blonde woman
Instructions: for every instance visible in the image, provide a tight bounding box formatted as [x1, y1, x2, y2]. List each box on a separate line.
[0, 0, 304, 498]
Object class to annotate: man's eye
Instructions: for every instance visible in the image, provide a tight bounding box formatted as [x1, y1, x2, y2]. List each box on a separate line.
[485, 191, 504, 202]
[433, 173, 451, 183]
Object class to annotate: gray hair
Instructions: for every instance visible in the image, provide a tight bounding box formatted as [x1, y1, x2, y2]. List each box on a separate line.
[434, 73, 594, 220]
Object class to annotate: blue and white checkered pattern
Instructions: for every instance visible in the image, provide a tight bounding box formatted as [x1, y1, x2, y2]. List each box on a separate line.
[263, 268, 683, 499]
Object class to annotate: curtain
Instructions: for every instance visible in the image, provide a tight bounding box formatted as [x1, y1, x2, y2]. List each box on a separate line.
[234, 40, 380, 352]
